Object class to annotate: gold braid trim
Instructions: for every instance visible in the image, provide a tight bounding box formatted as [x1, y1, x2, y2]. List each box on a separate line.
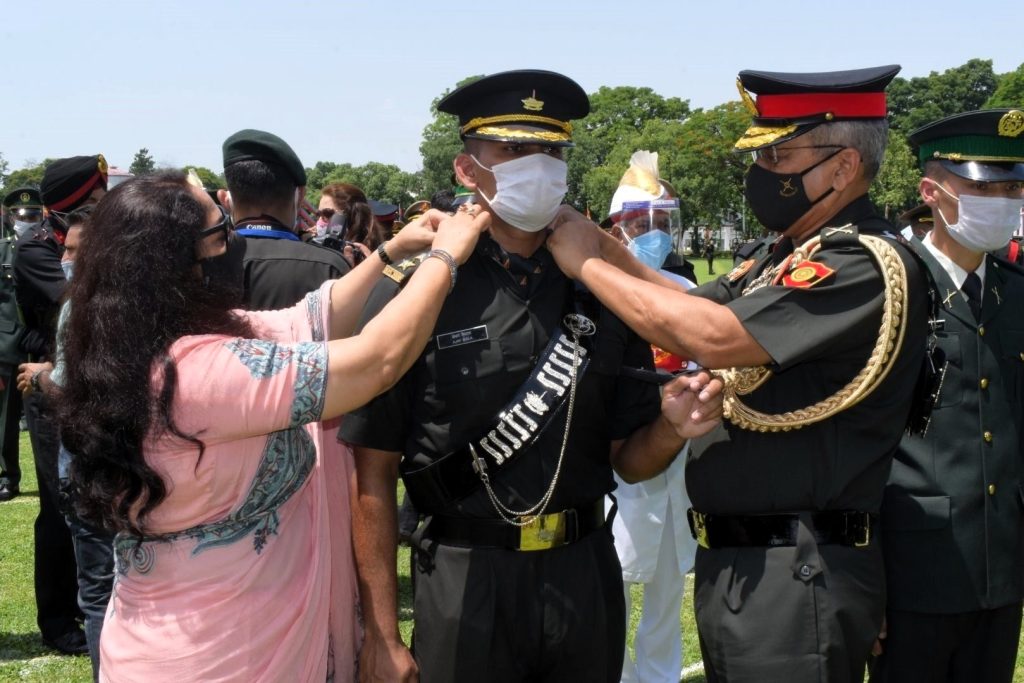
[719, 234, 909, 432]
[462, 114, 573, 135]
[471, 126, 571, 142]
[734, 125, 799, 150]
[933, 152, 1024, 163]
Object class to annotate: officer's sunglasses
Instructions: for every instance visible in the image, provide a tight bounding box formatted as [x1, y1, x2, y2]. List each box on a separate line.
[197, 205, 232, 244]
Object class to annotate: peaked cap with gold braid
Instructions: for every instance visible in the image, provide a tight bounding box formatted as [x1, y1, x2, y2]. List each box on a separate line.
[438, 70, 590, 148]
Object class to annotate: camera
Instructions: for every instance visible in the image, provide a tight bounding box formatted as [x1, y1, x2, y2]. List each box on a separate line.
[316, 211, 366, 265]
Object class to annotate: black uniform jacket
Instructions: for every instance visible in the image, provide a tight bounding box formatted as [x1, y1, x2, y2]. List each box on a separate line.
[13, 222, 65, 359]
[884, 242, 1024, 613]
[240, 235, 349, 311]
[340, 234, 661, 518]
[686, 195, 929, 516]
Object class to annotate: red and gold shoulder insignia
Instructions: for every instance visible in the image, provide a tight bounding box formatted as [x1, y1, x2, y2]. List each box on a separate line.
[727, 259, 756, 282]
[782, 260, 834, 288]
[652, 345, 688, 372]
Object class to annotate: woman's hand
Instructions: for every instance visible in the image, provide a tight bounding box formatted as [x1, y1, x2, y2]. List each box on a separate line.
[431, 203, 491, 265]
[388, 209, 452, 261]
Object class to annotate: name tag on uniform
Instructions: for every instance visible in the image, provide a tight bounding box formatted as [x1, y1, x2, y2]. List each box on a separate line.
[436, 325, 488, 350]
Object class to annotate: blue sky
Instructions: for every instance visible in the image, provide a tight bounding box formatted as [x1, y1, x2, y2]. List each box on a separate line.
[2, 0, 1019, 175]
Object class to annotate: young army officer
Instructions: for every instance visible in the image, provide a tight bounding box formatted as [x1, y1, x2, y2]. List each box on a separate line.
[870, 109, 1024, 683]
[340, 70, 723, 683]
[547, 66, 931, 682]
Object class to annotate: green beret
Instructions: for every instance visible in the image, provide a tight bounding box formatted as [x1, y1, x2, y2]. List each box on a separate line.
[222, 129, 307, 186]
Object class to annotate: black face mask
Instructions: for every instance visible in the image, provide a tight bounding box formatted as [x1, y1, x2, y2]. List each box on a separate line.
[743, 149, 843, 232]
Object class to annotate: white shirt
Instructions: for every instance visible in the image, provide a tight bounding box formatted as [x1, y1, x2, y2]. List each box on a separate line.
[922, 232, 985, 300]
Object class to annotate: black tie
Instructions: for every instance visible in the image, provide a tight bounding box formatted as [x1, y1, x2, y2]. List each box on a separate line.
[962, 272, 982, 321]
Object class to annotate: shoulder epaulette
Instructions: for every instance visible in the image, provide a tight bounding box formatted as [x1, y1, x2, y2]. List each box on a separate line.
[382, 251, 430, 287]
[819, 224, 860, 248]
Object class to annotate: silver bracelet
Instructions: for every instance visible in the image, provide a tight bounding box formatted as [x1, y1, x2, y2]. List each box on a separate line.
[426, 249, 457, 294]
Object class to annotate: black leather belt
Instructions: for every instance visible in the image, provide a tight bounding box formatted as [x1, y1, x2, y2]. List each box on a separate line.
[686, 508, 875, 549]
[427, 501, 606, 552]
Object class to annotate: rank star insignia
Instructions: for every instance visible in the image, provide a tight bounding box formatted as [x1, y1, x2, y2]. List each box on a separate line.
[522, 91, 544, 111]
[782, 260, 835, 289]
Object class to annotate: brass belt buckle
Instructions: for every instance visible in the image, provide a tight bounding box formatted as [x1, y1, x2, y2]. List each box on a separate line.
[518, 511, 566, 551]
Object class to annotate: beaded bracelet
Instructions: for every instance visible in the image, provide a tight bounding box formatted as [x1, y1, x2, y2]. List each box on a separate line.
[426, 249, 457, 294]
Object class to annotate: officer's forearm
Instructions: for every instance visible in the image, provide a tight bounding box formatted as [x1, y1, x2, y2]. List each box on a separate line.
[576, 257, 770, 369]
[610, 416, 687, 484]
[351, 447, 404, 640]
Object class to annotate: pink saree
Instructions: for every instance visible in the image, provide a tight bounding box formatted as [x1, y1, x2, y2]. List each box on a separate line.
[99, 281, 360, 682]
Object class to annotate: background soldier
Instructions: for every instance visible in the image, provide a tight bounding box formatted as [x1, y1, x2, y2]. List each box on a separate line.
[871, 109, 1024, 683]
[217, 129, 350, 310]
[547, 65, 930, 682]
[0, 187, 38, 501]
[15, 155, 107, 655]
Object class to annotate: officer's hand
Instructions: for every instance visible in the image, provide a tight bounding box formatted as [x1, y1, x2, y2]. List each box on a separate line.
[432, 204, 491, 265]
[358, 632, 418, 683]
[547, 208, 602, 279]
[871, 616, 887, 656]
[389, 209, 450, 261]
[17, 362, 48, 394]
[660, 371, 723, 439]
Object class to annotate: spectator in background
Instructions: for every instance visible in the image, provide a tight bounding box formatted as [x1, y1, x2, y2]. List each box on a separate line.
[318, 182, 386, 264]
[218, 129, 350, 311]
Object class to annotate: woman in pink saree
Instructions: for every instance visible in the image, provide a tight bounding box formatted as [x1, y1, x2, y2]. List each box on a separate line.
[57, 172, 488, 682]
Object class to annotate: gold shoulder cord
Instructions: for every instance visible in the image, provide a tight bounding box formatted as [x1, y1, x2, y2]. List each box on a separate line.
[719, 233, 909, 432]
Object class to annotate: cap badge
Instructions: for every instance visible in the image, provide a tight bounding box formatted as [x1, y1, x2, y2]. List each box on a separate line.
[779, 178, 798, 198]
[522, 90, 544, 112]
[736, 79, 758, 116]
[998, 110, 1024, 138]
[19, 192, 30, 203]
[97, 154, 109, 174]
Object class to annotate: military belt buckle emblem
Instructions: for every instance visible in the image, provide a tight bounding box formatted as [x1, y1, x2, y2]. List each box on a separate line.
[518, 511, 566, 551]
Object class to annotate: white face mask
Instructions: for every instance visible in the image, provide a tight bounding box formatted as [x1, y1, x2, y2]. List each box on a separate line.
[472, 153, 568, 232]
[13, 220, 40, 237]
[930, 180, 1024, 252]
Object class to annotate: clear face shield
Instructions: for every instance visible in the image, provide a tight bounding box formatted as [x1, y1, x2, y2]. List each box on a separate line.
[616, 199, 682, 270]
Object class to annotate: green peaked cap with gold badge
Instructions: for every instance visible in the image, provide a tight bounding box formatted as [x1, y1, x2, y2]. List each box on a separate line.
[438, 69, 590, 148]
[908, 108, 1024, 182]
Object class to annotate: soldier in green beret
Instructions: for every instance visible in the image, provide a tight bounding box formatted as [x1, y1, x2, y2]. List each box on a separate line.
[870, 109, 1024, 683]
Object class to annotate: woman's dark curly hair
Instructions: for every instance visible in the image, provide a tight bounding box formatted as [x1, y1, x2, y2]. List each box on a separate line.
[58, 171, 253, 536]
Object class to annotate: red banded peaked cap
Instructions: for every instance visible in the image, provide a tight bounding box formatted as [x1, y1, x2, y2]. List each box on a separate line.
[734, 65, 900, 151]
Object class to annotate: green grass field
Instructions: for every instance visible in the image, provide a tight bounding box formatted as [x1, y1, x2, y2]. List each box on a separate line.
[2, 256, 1022, 681]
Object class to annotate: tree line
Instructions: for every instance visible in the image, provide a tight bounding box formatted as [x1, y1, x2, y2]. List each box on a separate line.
[2, 59, 1021, 239]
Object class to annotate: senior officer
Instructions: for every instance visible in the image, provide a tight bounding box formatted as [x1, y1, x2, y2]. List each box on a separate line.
[341, 70, 723, 683]
[547, 65, 930, 682]
[870, 109, 1024, 683]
